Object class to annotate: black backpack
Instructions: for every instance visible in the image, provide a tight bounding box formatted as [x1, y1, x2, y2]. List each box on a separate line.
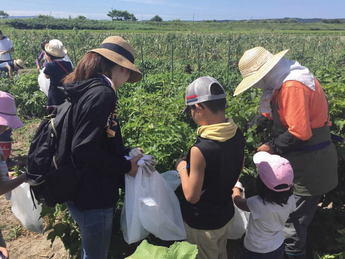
[27, 100, 79, 207]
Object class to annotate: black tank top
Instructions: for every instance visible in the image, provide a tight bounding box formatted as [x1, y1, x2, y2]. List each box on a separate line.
[177, 128, 245, 230]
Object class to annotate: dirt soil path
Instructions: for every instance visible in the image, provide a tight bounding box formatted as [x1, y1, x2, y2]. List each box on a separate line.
[0, 120, 69, 258]
[0, 195, 69, 259]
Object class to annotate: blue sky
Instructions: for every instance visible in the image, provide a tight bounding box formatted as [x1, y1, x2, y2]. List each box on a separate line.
[3, 0, 345, 21]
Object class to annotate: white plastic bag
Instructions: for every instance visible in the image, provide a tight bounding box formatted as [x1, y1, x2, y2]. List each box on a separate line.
[226, 203, 249, 239]
[139, 167, 186, 242]
[161, 170, 181, 191]
[121, 155, 186, 244]
[38, 68, 50, 96]
[121, 170, 149, 244]
[10, 183, 44, 233]
[227, 182, 250, 239]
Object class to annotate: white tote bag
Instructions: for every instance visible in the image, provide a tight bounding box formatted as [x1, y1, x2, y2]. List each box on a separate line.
[37, 68, 50, 96]
[10, 183, 44, 233]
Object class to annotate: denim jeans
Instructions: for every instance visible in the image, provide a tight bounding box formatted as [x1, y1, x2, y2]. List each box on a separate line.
[243, 243, 284, 259]
[67, 203, 114, 259]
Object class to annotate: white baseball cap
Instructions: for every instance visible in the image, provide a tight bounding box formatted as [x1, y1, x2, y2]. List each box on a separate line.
[185, 76, 226, 106]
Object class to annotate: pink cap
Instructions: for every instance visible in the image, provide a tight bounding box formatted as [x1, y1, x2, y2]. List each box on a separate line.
[0, 91, 23, 129]
[253, 151, 294, 192]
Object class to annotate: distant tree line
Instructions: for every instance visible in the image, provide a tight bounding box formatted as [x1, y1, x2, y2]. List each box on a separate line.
[107, 9, 137, 21]
[150, 15, 163, 22]
[3, 15, 164, 30]
[321, 19, 345, 24]
[4, 16, 125, 30]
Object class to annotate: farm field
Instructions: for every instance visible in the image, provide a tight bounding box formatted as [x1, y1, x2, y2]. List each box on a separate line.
[0, 20, 344, 258]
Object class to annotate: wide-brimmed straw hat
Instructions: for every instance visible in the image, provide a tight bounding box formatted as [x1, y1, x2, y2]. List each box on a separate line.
[44, 39, 67, 58]
[90, 36, 142, 83]
[14, 59, 24, 69]
[0, 91, 23, 129]
[234, 47, 289, 96]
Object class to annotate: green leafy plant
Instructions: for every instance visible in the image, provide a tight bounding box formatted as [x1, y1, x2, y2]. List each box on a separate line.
[1, 29, 345, 258]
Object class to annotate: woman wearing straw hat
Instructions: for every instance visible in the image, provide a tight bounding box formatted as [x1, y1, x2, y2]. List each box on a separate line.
[43, 39, 73, 108]
[234, 47, 338, 258]
[62, 36, 143, 259]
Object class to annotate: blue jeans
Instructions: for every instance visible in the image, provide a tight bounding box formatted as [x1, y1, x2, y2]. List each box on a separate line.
[243, 243, 284, 259]
[67, 203, 113, 259]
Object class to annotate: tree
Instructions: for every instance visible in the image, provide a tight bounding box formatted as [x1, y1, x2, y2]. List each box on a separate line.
[37, 14, 53, 19]
[76, 15, 87, 20]
[128, 13, 137, 21]
[107, 9, 136, 21]
[150, 15, 163, 22]
[107, 9, 121, 21]
[0, 10, 9, 19]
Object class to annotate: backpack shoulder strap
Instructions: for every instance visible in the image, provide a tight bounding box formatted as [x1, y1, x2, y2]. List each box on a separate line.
[55, 61, 69, 74]
[55, 100, 75, 166]
[56, 101, 72, 124]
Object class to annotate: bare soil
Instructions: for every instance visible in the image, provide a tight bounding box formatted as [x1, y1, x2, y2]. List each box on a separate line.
[0, 196, 69, 259]
[0, 120, 69, 259]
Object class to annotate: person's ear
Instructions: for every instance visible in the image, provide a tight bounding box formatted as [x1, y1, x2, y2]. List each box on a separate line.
[195, 103, 204, 111]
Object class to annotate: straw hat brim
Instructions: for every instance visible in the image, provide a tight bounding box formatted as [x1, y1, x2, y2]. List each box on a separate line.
[234, 49, 289, 96]
[45, 48, 67, 58]
[91, 48, 142, 83]
[14, 60, 24, 69]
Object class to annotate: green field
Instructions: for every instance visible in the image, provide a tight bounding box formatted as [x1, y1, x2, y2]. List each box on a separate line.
[0, 20, 345, 258]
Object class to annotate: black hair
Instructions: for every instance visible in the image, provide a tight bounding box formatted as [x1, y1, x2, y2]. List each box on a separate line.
[201, 83, 226, 113]
[45, 52, 61, 60]
[256, 176, 293, 206]
[41, 40, 49, 50]
[0, 30, 2, 35]
[64, 52, 117, 84]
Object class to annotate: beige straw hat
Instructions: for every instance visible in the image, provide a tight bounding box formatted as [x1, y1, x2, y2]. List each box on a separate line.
[14, 59, 24, 69]
[45, 39, 67, 58]
[234, 47, 289, 96]
[90, 36, 142, 83]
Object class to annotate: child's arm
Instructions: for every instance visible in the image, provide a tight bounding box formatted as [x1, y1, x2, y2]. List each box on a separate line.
[176, 146, 205, 204]
[232, 187, 250, 212]
[0, 174, 27, 195]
